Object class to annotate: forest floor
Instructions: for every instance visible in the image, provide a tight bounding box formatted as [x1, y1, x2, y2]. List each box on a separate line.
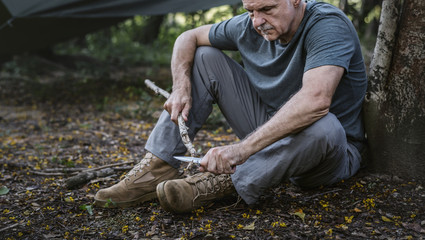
[0, 55, 424, 240]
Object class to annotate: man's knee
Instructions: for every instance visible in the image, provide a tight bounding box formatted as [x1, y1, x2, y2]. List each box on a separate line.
[303, 113, 346, 147]
[194, 46, 225, 67]
[195, 46, 221, 58]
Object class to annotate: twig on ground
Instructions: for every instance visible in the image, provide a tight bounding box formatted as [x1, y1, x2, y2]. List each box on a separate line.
[302, 188, 342, 201]
[63, 162, 135, 189]
[80, 162, 133, 173]
[29, 171, 67, 176]
[65, 168, 115, 189]
[0, 223, 20, 232]
[42, 162, 132, 174]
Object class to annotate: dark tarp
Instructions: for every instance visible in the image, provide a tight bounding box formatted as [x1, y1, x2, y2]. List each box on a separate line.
[0, 0, 240, 55]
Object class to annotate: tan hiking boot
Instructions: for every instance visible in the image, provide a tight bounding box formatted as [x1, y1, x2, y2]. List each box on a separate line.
[156, 172, 235, 213]
[94, 152, 180, 208]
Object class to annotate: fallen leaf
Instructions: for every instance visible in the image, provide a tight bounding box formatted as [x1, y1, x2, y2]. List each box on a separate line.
[80, 204, 94, 215]
[354, 208, 362, 213]
[382, 216, 392, 222]
[0, 186, 9, 195]
[243, 221, 256, 231]
[291, 209, 306, 223]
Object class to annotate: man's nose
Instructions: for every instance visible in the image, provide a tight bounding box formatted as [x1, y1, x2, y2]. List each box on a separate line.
[252, 11, 266, 28]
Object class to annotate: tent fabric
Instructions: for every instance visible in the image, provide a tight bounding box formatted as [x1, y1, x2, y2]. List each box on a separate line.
[1, 0, 240, 18]
[0, 0, 241, 55]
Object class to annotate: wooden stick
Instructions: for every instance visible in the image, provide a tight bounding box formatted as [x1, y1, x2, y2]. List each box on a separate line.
[65, 168, 115, 189]
[145, 79, 170, 98]
[80, 162, 133, 172]
[0, 222, 20, 232]
[145, 79, 198, 158]
[29, 171, 67, 176]
[37, 162, 132, 174]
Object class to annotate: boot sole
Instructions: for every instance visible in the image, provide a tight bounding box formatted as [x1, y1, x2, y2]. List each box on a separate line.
[93, 191, 157, 208]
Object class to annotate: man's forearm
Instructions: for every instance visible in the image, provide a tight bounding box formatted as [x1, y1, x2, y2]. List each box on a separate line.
[170, 32, 197, 91]
[239, 65, 344, 159]
[240, 90, 329, 158]
[165, 25, 213, 121]
[170, 25, 213, 91]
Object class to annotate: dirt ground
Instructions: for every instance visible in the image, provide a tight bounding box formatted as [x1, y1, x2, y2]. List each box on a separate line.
[0, 56, 424, 239]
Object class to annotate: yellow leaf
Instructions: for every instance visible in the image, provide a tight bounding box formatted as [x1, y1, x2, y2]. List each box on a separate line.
[292, 209, 306, 223]
[354, 208, 362, 213]
[243, 221, 256, 230]
[382, 216, 392, 222]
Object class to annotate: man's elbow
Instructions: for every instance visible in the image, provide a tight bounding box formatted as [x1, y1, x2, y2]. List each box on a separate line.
[312, 97, 331, 118]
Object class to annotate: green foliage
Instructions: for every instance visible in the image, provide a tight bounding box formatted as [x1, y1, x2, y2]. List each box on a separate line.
[51, 1, 378, 70]
[79, 204, 94, 215]
[205, 104, 228, 130]
[53, 4, 244, 68]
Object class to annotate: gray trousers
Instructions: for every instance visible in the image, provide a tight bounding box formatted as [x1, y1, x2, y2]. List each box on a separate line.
[146, 46, 362, 204]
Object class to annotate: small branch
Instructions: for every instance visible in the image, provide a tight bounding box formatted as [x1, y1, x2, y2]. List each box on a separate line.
[41, 167, 88, 173]
[42, 162, 132, 174]
[0, 222, 20, 232]
[65, 168, 115, 189]
[29, 171, 67, 176]
[303, 189, 342, 201]
[81, 162, 133, 173]
[145, 79, 198, 158]
[145, 79, 170, 98]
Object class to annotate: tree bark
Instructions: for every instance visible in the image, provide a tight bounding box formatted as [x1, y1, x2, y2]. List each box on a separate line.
[138, 15, 165, 44]
[364, 0, 425, 181]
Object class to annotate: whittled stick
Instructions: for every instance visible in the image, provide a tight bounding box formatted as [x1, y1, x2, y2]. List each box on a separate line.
[145, 79, 198, 158]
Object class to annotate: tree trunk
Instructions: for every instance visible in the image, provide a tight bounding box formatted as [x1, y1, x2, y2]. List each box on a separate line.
[135, 15, 165, 44]
[364, 0, 425, 181]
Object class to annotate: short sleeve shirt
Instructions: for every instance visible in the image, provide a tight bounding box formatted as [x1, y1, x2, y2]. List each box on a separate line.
[209, 1, 367, 142]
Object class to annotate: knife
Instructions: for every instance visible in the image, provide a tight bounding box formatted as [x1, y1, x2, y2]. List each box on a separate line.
[174, 156, 202, 165]
[175, 156, 237, 172]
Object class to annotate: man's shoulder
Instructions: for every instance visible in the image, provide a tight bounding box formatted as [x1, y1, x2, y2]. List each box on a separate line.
[308, 1, 343, 13]
[303, 0, 354, 34]
[226, 12, 251, 28]
[211, 12, 258, 38]
[306, 1, 349, 20]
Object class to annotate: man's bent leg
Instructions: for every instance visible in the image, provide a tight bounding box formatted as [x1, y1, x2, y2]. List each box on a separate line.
[232, 113, 362, 205]
[96, 46, 265, 209]
[146, 46, 269, 166]
[155, 47, 273, 212]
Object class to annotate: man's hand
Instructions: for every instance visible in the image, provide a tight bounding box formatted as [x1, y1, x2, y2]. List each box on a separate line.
[163, 87, 192, 124]
[199, 143, 249, 174]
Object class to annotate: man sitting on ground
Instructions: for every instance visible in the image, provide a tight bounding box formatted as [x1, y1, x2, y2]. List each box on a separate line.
[94, 0, 367, 213]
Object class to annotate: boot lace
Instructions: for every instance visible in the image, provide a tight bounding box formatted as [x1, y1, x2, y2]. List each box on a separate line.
[193, 174, 234, 203]
[124, 153, 153, 180]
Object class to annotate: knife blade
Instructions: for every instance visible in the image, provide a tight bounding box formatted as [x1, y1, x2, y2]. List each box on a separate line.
[174, 156, 202, 165]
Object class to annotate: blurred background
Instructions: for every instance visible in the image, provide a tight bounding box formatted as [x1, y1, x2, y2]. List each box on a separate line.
[0, 0, 381, 76]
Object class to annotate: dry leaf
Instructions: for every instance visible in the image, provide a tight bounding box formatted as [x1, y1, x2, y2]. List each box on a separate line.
[243, 221, 256, 231]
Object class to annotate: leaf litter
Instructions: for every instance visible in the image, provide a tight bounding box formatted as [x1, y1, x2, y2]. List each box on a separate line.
[0, 58, 424, 239]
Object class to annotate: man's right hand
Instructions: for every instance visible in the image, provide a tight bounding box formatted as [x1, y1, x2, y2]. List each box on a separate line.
[163, 86, 192, 124]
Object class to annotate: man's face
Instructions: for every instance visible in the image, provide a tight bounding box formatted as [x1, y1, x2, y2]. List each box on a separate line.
[242, 0, 298, 42]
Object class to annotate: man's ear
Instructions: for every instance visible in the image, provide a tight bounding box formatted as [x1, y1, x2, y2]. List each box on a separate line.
[293, 0, 301, 8]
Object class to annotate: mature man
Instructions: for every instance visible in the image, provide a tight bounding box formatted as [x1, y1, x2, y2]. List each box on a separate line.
[95, 0, 367, 213]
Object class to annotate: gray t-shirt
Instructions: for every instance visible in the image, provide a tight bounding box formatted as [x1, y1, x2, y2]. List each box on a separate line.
[209, 1, 367, 143]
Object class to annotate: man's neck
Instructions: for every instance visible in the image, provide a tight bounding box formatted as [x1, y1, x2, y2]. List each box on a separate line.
[279, 1, 307, 44]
